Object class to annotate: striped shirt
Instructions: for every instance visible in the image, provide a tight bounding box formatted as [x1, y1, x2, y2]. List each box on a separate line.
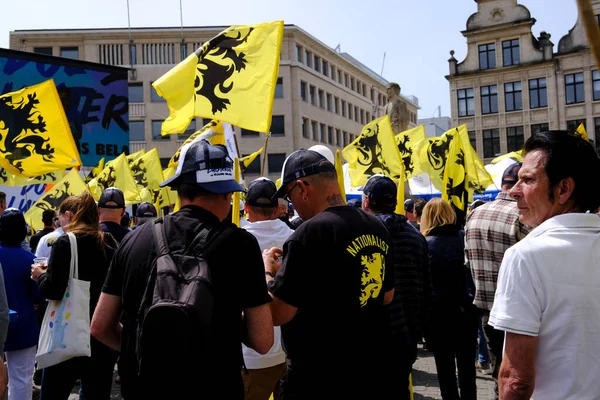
[464, 192, 530, 310]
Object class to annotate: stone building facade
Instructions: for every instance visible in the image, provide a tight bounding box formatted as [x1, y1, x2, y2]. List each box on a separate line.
[9, 25, 419, 181]
[447, 0, 600, 162]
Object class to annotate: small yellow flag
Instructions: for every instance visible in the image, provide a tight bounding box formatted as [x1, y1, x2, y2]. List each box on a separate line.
[153, 21, 284, 135]
[169, 120, 225, 168]
[342, 115, 405, 188]
[130, 148, 165, 204]
[574, 123, 590, 142]
[24, 169, 88, 231]
[88, 153, 140, 203]
[85, 157, 105, 183]
[126, 149, 146, 163]
[0, 79, 81, 177]
[240, 147, 264, 173]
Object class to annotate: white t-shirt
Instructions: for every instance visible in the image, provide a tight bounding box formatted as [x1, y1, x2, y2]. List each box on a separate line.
[242, 218, 294, 369]
[35, 227, 64, 259]
[490, 213, 600, 400]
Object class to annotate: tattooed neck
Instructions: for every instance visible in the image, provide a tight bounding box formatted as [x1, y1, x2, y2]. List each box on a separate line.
[326, 194, 346, 206]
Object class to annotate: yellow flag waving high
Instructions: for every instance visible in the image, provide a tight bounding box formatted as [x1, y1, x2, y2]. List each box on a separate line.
[395, 124, 426, 179]
[88, 152, 140, 203]
[85, 157, 105, 183]
[442, 132, 469, 214]
[24, 169, 88, 231]
[130, 148, 165, 204]
[0, 79, 81, 177]
[153, 21, 284, 135]
[342, 115, 405, 187]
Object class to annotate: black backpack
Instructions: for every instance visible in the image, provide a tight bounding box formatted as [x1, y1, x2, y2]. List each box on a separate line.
[134, 217, 233, 384]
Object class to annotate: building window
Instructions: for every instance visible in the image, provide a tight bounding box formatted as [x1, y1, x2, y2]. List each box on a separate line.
[241, 128, 260, 137]
[348, 103, 353, 120]
[341, 101, 346, 117]
[34, 47, 53, 56]
[594, 118, 600, 149]
[468, 130, 476, 150]
[529, 78, 547, 108]
[351, 77, 355, 91]
[337, 69, 342, 84]
[302, 118, 309, 138]
[531, 123, 549, 136]
[274, 77, 283, 98]
[344, 73, 349, 87]
[130, 121, 145, 141]
[314, 55, 320, 72]
[152, 120, 170, 141]
[354, 106, 359, 122]
[367, 111, 371, 121]
[244, 154, 261, 174]
[178, 119, 196, 140]
[129, 43, 137, 65]
[60, 47, 79, 60]
[363, 84, 367, 97]
[502, 39, 520, 66]
[270, 115, 285, 136]
[300, 81, 307, 102]
[504, 82, 522, 112]
[483, 129, 500, 158]
[296, 45, 303, 62]
[128, 83, 143, 103]
[334, 97, 340, 114]
[360, 109, 365, 125]
[322, 60, 328, 77]
[151, 83, 165, 102]
[305, 50, 312, 67]
[318, 89, 324, 109]
[479, 43, 496, 70]
[326, 93, 332, 112]
[593, 70, 600, 101]
[141, 43, 176, 65]
[343, 131, 348, 147]
[457, 88, 475, 117]
[320, 123, 326, 143]
[180, 42, 188, 60]
[565, 72, 585, 104]
[336, 129, 341, 146]
[268, 154, 286, 174]
[330, 64, 335, 79]
[567, 119, 586, 134]
[327, 127, 333, 144]
[309, 85, 316, 106]
[481, 85, 498, 114]
[311, 121, 318, 141]
[507, 126, 524, 152]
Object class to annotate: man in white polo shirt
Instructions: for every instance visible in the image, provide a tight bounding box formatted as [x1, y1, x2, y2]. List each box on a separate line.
[490, 130, 600, 399]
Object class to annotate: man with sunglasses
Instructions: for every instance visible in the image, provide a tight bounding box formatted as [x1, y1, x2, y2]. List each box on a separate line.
[263, 149, 396, 399]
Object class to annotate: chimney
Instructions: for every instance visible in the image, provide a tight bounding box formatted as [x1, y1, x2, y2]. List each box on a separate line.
[448, 50, 458, 75]
[538, 32, 554, 61]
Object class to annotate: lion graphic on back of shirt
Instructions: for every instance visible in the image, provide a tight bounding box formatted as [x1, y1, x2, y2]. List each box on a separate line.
[359, 252, 385, 307]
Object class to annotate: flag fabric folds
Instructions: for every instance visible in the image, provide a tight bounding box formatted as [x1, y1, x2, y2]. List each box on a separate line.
[0, 79, 81, 177]
[342, 115, 405, 188]
[169, 120, 225, 168]
[240, 148, 263, 173]
[574, 123, 590, 141]
[130, 148, 165, 204]
[88, 153, 139, 203]
[85, 157, 105, 183]
[24, 169, 88, 231]
[395, 124, 426, 179]
[442, 132, 469, 214]
[0, 169, 66, 186]
[491, 150, 523, 164]
[126, 149, 146, 163]
[153, 21, 284, 135]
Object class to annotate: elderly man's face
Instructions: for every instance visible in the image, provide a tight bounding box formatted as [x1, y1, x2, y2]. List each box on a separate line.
[510, 150, 561, 227]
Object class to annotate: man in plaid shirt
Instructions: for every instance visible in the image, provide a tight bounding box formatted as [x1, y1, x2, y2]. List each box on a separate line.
[464, 162, 530, 399]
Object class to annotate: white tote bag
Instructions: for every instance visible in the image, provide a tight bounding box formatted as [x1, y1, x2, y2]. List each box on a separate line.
[36, 232, 91, 369]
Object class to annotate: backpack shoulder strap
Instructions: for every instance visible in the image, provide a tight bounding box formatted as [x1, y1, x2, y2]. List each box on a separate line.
[201, 226, 235, 258]
[151, 218, 169, 256]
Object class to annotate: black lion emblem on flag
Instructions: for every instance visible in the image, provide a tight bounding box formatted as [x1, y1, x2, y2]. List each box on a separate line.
[0, 93, 55, 173]
[130, 159, 147, 186]
[427, 132, 454, 181]
[97, 166, 116, 191]
[194, 28, 254, 114]
[355, 125, 402, 181]
[36, 181, 71, 212]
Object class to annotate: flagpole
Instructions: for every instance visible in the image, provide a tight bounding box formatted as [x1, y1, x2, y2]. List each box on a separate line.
[260, 133, 270, 176]
[232, 129, 246, 185]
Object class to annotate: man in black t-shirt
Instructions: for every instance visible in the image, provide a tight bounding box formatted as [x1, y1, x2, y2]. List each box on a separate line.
[263, 149, 395, 399]
[29, 210, 55, 253]
[91, 140, 274, 399]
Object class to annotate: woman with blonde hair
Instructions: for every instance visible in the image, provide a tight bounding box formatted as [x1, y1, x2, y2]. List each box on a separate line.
[421, 198, 477, 400]
[31, 192, 118, 400]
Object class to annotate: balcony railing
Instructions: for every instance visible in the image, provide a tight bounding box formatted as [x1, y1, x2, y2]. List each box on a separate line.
[129, 103, 145, 117]
[129, 141, 146, 153]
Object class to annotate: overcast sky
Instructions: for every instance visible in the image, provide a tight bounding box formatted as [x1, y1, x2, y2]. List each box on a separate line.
[1, 0, 579, 119]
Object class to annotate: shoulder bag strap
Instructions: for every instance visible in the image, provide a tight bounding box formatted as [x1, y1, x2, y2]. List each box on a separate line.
[66, 232, 79, 280]
[151, 218, 169, 256]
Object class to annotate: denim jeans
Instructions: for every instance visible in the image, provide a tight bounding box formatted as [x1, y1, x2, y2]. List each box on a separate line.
[477, 315, 490, 364]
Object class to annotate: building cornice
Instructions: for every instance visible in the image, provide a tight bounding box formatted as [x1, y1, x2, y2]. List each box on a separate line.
[445, 58, 557, 81]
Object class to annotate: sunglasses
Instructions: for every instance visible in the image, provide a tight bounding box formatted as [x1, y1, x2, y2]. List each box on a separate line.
[283, 181, 309, 203]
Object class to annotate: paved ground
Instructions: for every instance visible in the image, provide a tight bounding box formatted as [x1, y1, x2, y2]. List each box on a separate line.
[412, 345, 496, 400]
[63, 344, 495, 400]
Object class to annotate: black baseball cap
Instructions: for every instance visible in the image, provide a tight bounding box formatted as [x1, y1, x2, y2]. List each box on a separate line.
[246, 178, 278, 208]
[273, 149, 336, 199]
[501, 162, 522, 186]
[363, 175, 397, 210]
[404, 199, 415, 213]
[98, 187, 125, 209]
[136, 202, 157, 217]
[160, 139, 244, 194]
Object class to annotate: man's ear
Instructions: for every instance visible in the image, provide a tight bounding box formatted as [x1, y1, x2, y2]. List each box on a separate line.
[556, 177, 576, 205]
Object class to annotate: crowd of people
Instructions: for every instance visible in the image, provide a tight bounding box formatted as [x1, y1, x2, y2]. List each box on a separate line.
[0, 130, 595, 400]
